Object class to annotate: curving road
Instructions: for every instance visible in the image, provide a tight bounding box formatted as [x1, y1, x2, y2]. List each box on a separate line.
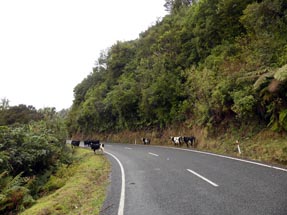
[100, 143, 287, 215]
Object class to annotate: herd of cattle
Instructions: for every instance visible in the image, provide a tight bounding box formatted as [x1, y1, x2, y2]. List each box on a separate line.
[70, 135, 196, 153]
[141, 136, 196, 147]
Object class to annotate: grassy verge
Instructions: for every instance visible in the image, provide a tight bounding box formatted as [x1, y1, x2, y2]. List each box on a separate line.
[21, 147, 110, 215]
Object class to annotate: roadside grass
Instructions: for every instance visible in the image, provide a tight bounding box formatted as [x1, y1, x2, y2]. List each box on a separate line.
[194, 129, 287, 167]
[239, 131, 287, 165]
[20, 147, 110, 215]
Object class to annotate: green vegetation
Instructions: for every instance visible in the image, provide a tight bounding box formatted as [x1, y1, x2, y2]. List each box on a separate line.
[68, 0, 287, 133]
[2, 0, 287, 212]
[0, 105, 72, 214]
[0, 101, 110, 214]
[0, 98, 43, 125]
[20, 147, 110, 215]
[67, 0, 287, 165]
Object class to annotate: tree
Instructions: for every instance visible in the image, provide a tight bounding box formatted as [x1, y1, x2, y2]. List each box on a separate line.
[239, 0, 287, 68]
[0, 98, 9, 110]
[67, 0, 287, 134]
[138, 57, 185, 127]
[216, 0, 254, 41]
[106, 41, 136, 82]
[254, 64, 287, 131]
[104, 73, 140, 130]
[164, 0, 194, 13]
[0, 105, 43, 126]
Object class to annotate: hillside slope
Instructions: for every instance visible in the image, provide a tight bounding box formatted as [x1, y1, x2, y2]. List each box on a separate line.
[67, 0, 287, 165]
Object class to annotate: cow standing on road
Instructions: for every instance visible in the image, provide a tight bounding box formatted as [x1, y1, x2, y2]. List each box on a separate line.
[90, 140, 104, 154]
[142, 138, 151, 145]
[84, 140, 91, 147]
[71, 140, 80, 148]
[170, 136, 182, 146]
[182, 136, 196, 148]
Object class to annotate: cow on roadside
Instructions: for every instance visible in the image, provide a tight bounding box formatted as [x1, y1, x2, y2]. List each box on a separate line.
[182, 136, 196, 148]
[142, 138, 151, 145]
[71, 140, 80, 148]
[90, 140, 104, 154]
[84, 139, 91, 147]
[170, 136, 182, 146]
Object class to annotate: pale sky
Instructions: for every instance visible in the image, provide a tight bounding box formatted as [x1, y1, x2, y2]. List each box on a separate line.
[0, 0, 167, 110]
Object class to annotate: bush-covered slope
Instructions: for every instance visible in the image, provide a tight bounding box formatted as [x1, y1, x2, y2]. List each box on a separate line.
[67, 0, 287, 135]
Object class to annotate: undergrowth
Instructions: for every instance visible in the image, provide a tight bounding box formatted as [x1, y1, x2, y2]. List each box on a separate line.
[20, 147, 110, 215]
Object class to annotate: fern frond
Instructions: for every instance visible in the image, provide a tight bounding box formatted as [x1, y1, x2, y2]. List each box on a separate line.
[274, 64, 287, 81]
[0, 171, 8, 179]
[253, 71, 274, 90]
[2, 172, 24, 194]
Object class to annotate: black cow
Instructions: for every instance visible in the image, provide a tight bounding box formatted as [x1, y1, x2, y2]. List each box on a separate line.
[71, 140, 80, 148]
[90, 140, 104, 154]
[84, 140, 91, 147]
[142, 138, 151, 145]
[182, 136, 196, 148]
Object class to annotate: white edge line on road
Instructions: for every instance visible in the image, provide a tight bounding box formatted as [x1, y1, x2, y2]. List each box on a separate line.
[148, 152, 159, 157]
[187, 169, 219, 187]
[156, 146, 287, 173]
[105, 151, 125, 215]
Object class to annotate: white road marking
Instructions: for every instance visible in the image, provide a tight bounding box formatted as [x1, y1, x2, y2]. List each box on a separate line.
[105, 151, 125, 215]
[187, 169, 219, 187]
[149, 152, 159, 157]
[125, 147, 132, 150]
[156, 146, 287, 173]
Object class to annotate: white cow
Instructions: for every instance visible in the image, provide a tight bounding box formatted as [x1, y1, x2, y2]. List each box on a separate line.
[170, 136, 182, 146]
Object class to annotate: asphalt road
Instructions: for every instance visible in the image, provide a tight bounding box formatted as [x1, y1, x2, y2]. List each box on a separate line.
[100, 143, 287, 215]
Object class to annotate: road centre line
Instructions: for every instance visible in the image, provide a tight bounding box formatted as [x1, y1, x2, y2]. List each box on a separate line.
[187, 169, 219, 187]
[149, 152, 159, 157]
[125, 147, 132, 150]
[105, 151, 125, 215]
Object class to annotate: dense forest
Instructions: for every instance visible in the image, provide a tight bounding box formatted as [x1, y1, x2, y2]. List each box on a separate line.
[67, 0, 287, 136]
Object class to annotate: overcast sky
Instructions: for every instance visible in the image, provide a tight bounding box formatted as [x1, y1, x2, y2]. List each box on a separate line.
[0, 0, 167, 110]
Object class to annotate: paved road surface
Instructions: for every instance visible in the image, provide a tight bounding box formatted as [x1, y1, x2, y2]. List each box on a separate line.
[100, 143, 287, 215]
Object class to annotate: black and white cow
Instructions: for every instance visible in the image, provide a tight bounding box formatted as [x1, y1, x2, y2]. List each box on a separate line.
[142, 138, 151, 145]
[90, 140, 104, 154]
[170, 136, 182, 146]
[182, 136, 196, 147]
[71, 140, 80, 148]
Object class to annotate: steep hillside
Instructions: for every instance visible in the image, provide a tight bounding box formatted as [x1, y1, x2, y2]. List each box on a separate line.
[67, 0, 287, 165]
